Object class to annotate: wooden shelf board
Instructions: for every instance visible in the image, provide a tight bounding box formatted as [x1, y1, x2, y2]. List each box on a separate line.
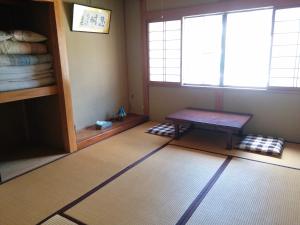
[76, 114, 149, 150]
[0, 85, 58, 104]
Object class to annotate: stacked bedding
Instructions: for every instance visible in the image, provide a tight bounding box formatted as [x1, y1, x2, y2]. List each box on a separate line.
[0, 30, 55, 92]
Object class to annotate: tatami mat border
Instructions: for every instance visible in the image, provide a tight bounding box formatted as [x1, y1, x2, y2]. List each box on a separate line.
[38, 140, 172, 224]
[170, 143, 300, 171]
[59, 213, 87, 225]
[176, 156, 232, 225]
[6, 126, 298, 225]
[1, 123, 156, 185]
[41, 142, 299, 225]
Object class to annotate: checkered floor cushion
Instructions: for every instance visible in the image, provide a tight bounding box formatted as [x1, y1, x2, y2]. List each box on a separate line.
[147, 123, 190, 137]
[236, 134, 285, 156]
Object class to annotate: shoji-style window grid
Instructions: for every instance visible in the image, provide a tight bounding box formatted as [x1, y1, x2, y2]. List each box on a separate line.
[269, 7, 300, 88]
[148, 20, 181, 82]
[147, 6, 300, 90]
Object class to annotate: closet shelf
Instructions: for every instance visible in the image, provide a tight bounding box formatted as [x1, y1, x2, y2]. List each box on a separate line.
[0, 85, 58, 104]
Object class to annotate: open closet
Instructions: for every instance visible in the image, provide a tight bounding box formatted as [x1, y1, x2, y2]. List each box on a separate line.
[0, 0, 77, 181]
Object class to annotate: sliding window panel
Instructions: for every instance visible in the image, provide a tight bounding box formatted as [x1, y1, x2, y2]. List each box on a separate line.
[223, 9, 273, 88]
[270, 7, 300, 88]
[149, 22, 164, 82]
[148, 20, 181, 83]
[165, 20, 181, 82]
[182, 15, 223, 86]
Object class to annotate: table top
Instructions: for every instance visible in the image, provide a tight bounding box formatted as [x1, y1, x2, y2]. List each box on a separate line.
[166, 108, 252, 129]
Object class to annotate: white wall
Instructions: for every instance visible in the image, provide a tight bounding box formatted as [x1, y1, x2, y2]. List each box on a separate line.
[223, 89, 300, 141]
[125, 0, 144, 114]
[62, 0, 128, 130]
[150, 87, 215, 121]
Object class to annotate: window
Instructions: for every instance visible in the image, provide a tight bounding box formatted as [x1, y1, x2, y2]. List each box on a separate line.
[269, 7, 300, 88]
[147, 7, 300, 90]
[223, 9, 273, 88]
[148, 20, 181, 82]
[182, 8, 273, 88]
[182, 15, 223, 85]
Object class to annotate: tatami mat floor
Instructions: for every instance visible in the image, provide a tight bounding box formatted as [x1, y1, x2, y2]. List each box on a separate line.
[1, 122, 300, 225]
[186, 157, 300, 225]
[41, 215, 77, 225]
[64, 146, 226, 225]
[0, 149, 66, 182]
[0, 122, 170, 225]
[171, 129, 300, 169]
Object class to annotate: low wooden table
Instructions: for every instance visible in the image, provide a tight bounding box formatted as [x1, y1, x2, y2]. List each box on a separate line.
[166, 108, 252, 149]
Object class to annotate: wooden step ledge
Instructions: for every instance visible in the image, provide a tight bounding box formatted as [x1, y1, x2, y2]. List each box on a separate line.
[76, 114, 149, 150]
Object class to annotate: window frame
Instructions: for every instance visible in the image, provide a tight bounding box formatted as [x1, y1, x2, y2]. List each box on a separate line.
[147, 19, 183, 84]
[146, 5, 300, 93]
[221, 8, 274, 89]
[181, 12, 225, 87]
[268, 6, 300, 90]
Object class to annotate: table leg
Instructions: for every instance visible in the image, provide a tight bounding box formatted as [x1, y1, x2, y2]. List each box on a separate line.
[174, 123, 180, 139]
[226, 131, 233, 150]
